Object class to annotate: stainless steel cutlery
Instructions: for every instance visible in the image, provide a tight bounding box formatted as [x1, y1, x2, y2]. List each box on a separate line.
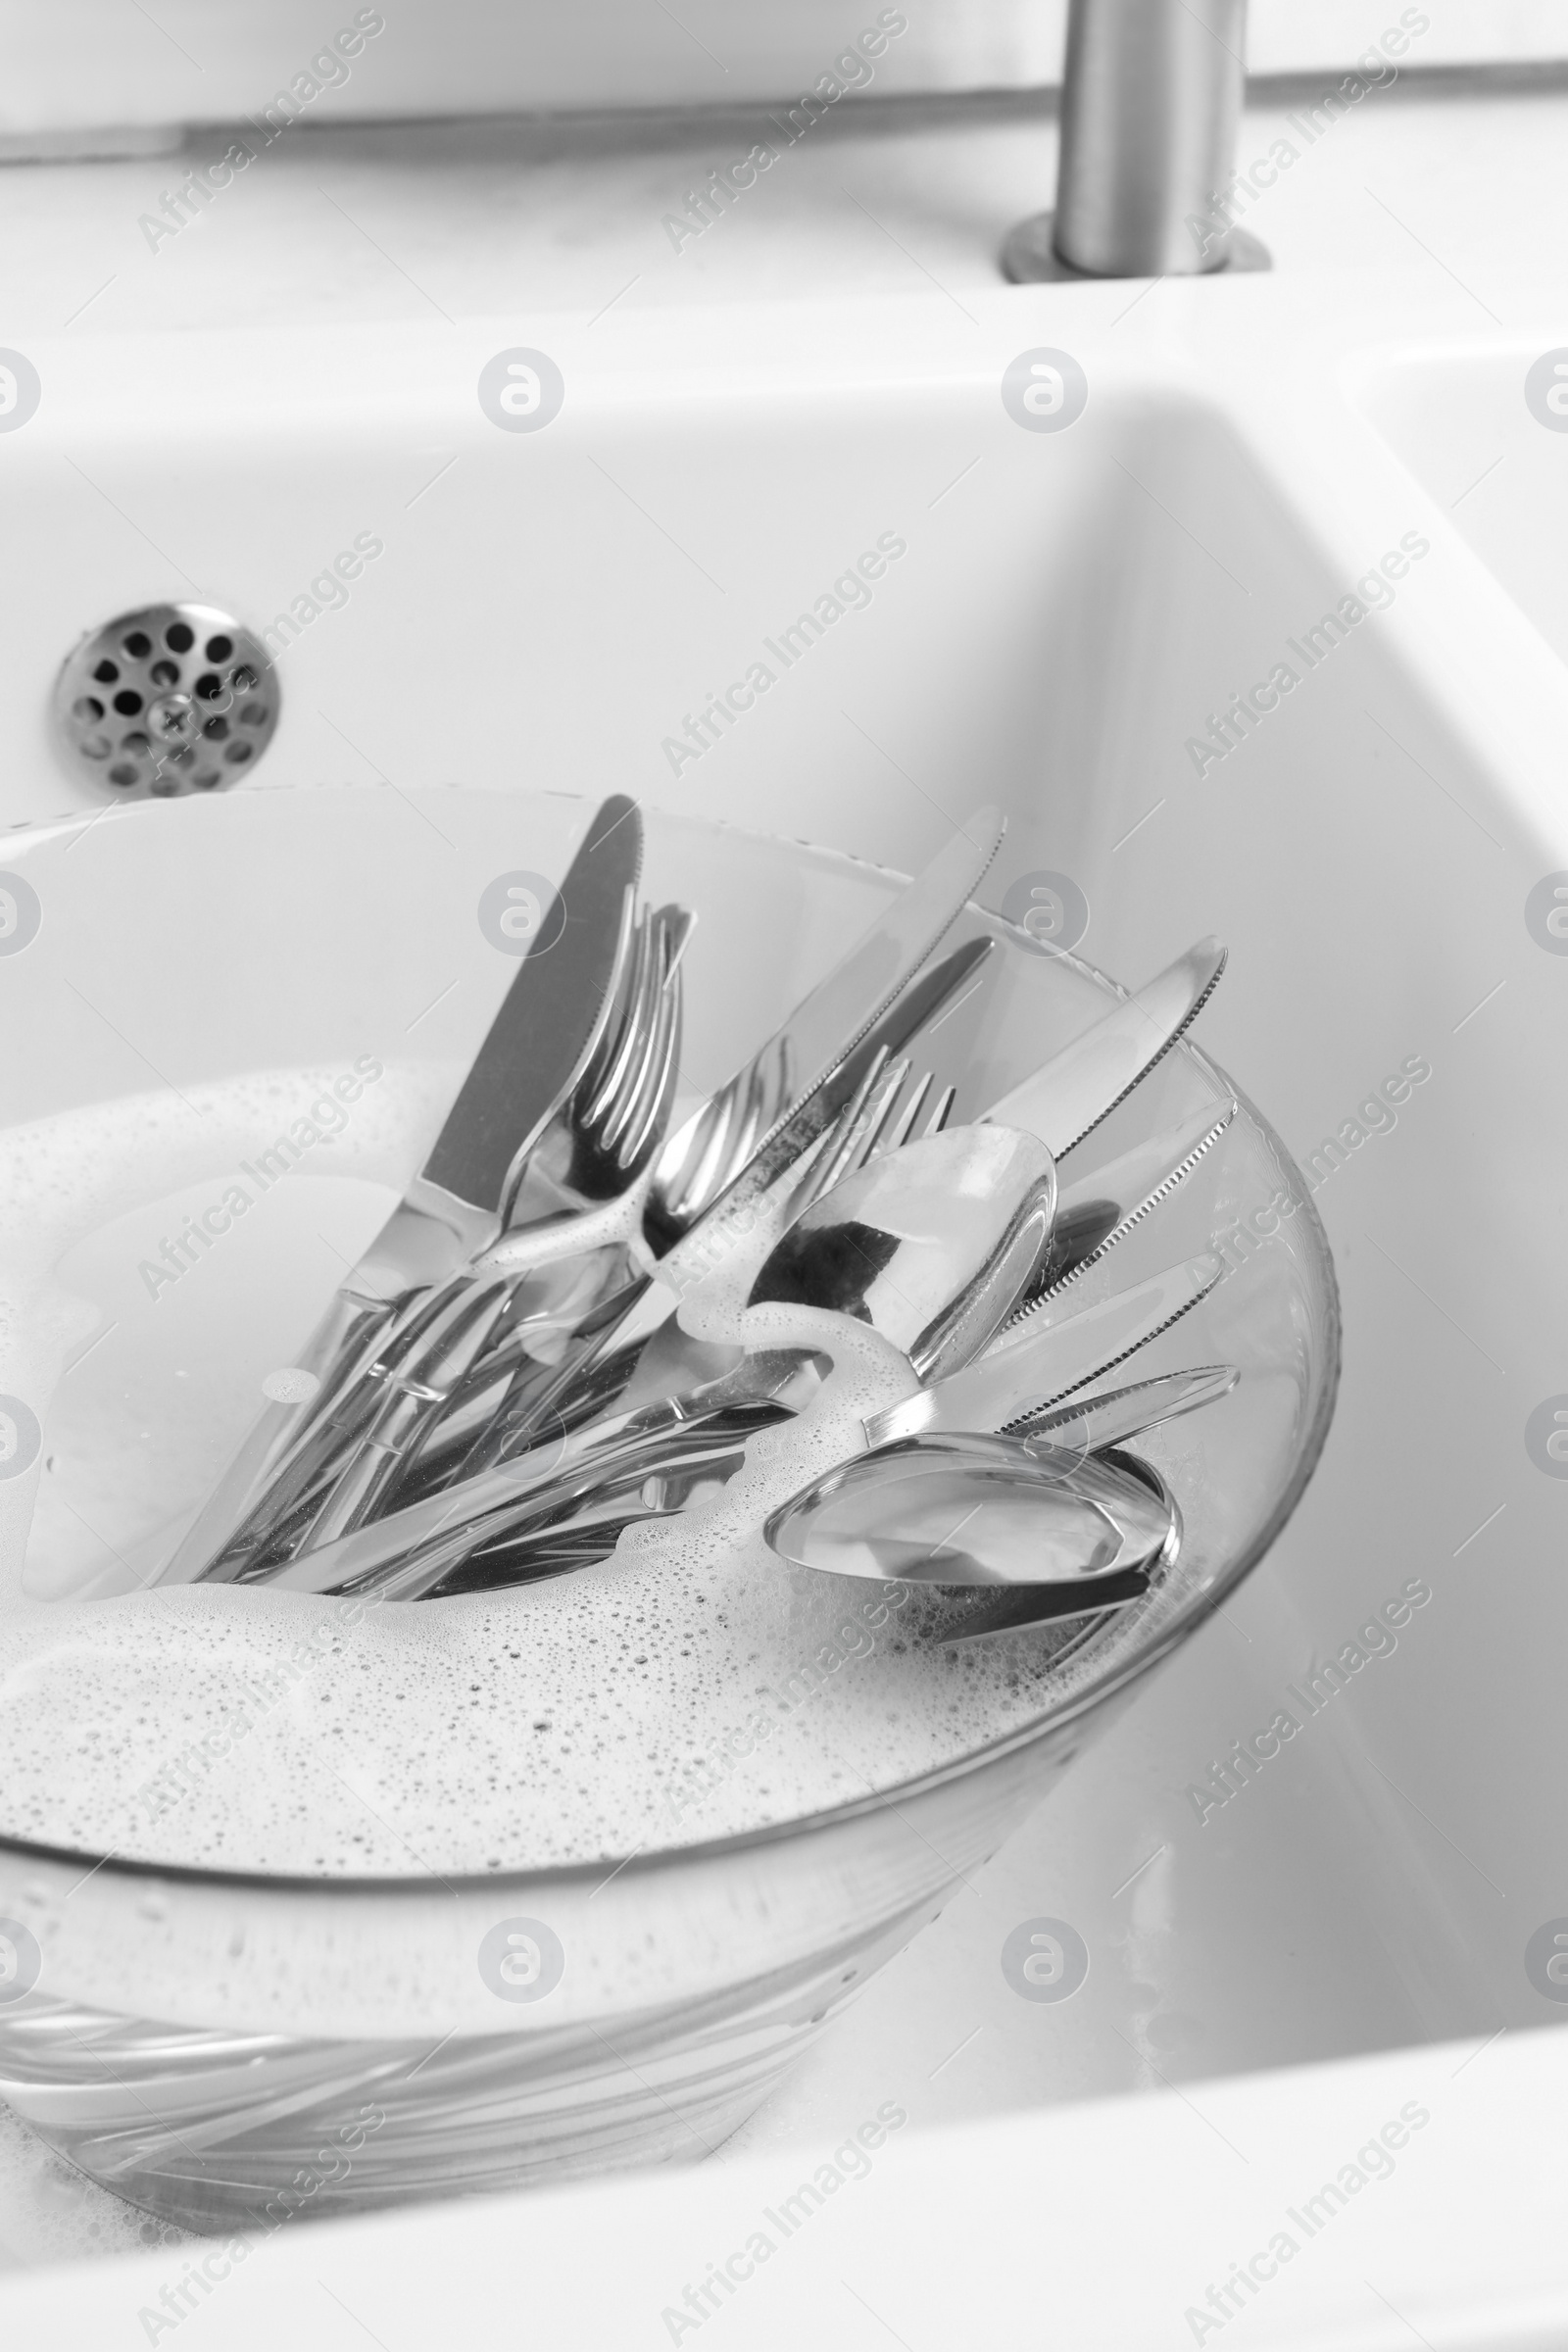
[161, 793, 647, 1587]
[159, 797, 1237, 1627]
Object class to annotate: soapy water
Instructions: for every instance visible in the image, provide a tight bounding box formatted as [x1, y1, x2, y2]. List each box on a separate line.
[0, 1069, 1128, 1877]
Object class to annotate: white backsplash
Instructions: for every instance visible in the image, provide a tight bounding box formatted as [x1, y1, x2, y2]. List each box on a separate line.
[1, 0, 1563, 155]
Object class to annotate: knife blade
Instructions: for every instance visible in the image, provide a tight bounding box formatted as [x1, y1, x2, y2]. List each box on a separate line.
[1011, 1097, 1236, 1306]
[862, 1253, 1224, 1448]
[1013, 1364, 1239, 1454]
[652, 810, 1005, 1298]
[160, 795, 642, 1584]
[985, 936, 1227, 1158]
[342, 794, 644, 1299]
[422, 794, 644, 1219]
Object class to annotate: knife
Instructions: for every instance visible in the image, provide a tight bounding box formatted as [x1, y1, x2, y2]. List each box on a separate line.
[1013, 1097, 1236, 1304]
[984, 936, 1227, 1158]
[161, 795, 643, 1583]
[1015, 1363, 1240, 1453]
[862, 1253, 1224, 1448]
[422, 800, 645, 1224]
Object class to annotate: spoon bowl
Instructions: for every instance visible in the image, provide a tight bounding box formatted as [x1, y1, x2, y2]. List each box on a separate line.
[763, 1434, 1178, 1590]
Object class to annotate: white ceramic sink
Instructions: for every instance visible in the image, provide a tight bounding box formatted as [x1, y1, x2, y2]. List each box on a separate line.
[4, 72, 1568, 2278]
[1356, 338, 1568, 665]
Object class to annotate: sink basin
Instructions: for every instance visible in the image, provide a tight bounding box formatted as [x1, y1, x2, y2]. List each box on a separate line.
[1354, 338, 1568, 668]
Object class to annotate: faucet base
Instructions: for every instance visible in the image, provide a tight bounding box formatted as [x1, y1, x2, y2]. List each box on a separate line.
[1001, 213, 1271, 285]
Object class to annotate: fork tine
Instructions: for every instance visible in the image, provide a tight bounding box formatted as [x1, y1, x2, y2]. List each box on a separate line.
[846, 1056, 915, 1170]
[660, 906, 697, 985]
[784, 1048, 895, 1217]
[599, 908, 668, 1157]
[670, 1067, 746, 1227]
[575, 903, 639, 1110]
[616, 918, 686, 1170]
[585, 906, 654, 1127]
[921, 1082, 956, 1139]
[881, 1068, 934, 1155]
[634, 958, 685, 1170]
[803, 1052, 906, 1204]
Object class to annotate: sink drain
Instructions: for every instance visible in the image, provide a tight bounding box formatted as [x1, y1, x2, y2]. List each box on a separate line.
[53, 603, 280, 798]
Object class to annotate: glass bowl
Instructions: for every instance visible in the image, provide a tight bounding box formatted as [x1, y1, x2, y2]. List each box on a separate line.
[0, 787, 1339, 2230]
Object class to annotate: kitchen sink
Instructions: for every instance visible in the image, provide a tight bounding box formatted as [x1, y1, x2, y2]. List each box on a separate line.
[3, 71, 1568, 2272]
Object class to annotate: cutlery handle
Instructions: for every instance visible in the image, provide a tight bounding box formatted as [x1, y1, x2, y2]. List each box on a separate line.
[157, 1292, 395, 1585]
[337, 1411, 771, 1603]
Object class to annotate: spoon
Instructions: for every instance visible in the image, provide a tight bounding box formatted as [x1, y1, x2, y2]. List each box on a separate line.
[761, 1435, 1178, 1591]
[238, 1121, 1058, 1598]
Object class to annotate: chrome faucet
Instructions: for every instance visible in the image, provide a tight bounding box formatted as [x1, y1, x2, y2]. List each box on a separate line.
[1003, 0, 1267, 280]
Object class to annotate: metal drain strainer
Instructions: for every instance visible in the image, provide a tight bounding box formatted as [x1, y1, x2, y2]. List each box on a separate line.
[53, 603, 280, 798]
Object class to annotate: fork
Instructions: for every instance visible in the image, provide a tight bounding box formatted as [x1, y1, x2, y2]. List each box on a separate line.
[198, 903, 692, 1581]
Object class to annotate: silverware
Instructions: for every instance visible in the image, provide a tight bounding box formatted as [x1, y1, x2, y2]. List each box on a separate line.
[938, 1455, 1181, 1641]
[640, 813, 1005, 1290]
[224, 937, 1231, 1594]
[761, 1363, 1238, 1607]
[440, 926, 999, 1479]
[762, 1436, 1178, 1590]
[1011, 1362, 1238, 1453]
[385, 1036, 960, 1509]
[247, 1116, 1058, 1600]
[863, 1251, 1224, 1449]
[642, 812, 1005, 1262]
[472, 1076, 1237, 1593]
[159, 794, 644, 1587]
[1008, 1097, 1235, 1313]
[449, 1361, 1239, 1598]
[985, 936, 1227, 1156]
[280, 903, 694, 1555]
[469, 919, 1221, 1480]
[486, 901, 693, 1245]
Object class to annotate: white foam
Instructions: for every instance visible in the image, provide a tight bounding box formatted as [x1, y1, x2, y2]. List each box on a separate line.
[0, 1071, 1112, 1876]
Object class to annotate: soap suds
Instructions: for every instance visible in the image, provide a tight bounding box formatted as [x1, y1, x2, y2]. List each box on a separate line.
[0, 1071, 1132, 1877]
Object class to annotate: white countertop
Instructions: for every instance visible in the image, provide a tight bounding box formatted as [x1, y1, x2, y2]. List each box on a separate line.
[2, 63, 1566, 343]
